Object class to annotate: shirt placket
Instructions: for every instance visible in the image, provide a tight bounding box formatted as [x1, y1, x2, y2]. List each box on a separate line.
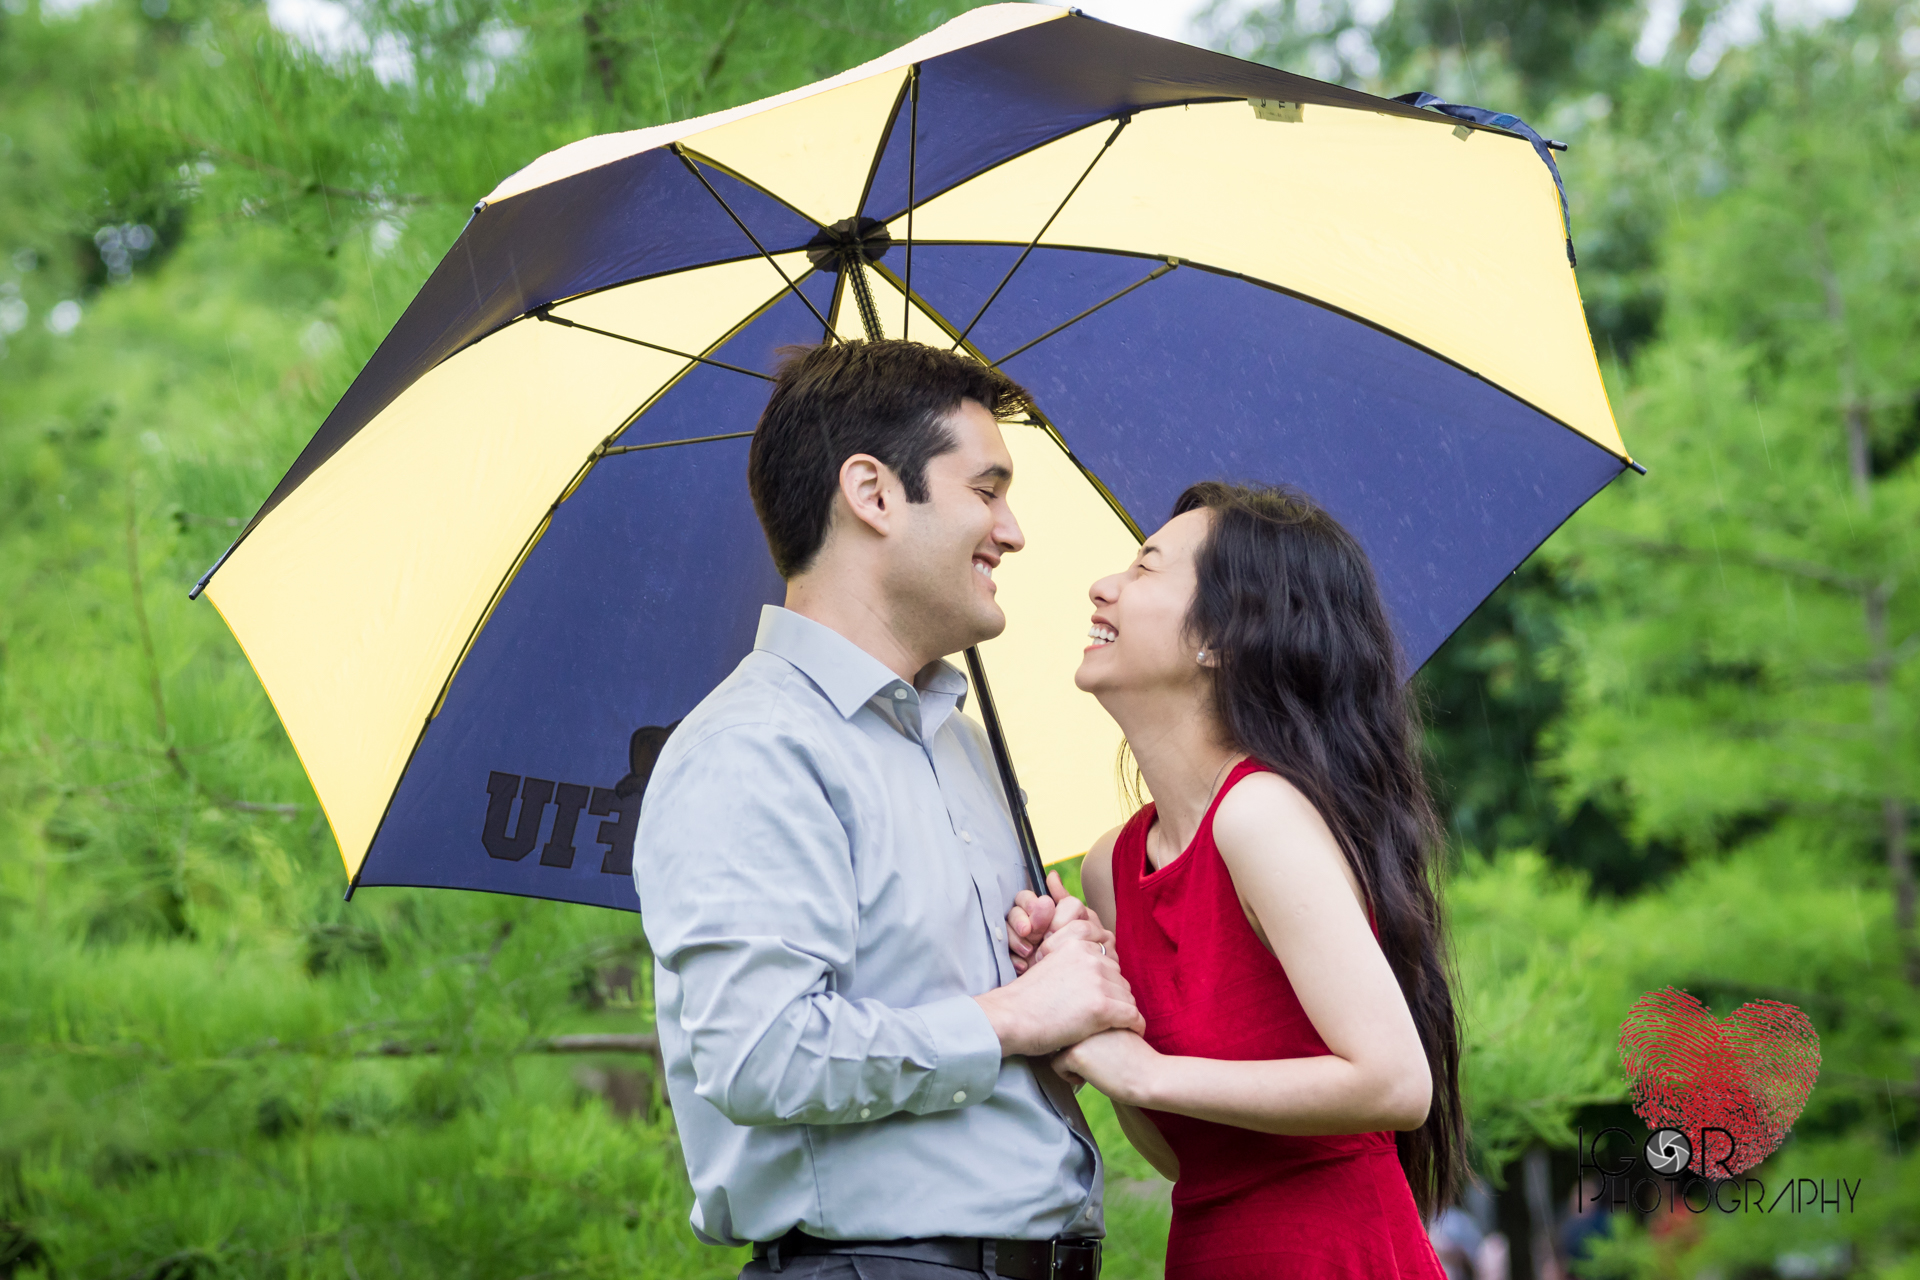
[880, 683, 1012, 988]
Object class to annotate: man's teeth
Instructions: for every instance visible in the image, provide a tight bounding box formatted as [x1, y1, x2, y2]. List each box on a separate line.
[1087, 624, 1117, 645]
[973, 560, 993, 579]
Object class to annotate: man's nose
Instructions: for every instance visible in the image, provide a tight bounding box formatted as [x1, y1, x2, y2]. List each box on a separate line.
[994, 504, 1025, 554]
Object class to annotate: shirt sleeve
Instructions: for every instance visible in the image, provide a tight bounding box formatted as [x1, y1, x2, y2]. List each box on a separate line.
[636, 720, 1004, 1128]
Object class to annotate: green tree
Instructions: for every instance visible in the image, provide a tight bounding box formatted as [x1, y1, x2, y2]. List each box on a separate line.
[1538, 14, 1920, 1272]
[3, 1, 1058, 1274]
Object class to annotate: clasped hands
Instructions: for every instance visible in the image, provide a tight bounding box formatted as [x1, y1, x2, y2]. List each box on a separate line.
[971, 872, 1160, 1106]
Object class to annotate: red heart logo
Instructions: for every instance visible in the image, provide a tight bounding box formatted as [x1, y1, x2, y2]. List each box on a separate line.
[1617, 987, 1820, 1176]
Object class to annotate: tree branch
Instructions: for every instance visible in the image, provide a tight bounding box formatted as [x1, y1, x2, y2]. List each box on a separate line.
[1603, 534, 1875, 593]
[359, 1033, 659, 1058]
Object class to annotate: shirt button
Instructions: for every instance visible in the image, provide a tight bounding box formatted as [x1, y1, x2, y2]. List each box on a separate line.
[952, 1090, 967, 1104]
[860, 1107, 871, 1120]
[995, 927, 1005, 941]
[892, 688, 908, 700]
[960, 831, 972, 843]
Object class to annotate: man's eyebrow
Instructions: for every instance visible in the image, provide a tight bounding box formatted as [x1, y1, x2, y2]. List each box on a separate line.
[969, 464, 1013, 484]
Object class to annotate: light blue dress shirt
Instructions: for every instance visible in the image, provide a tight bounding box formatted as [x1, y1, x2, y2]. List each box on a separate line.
[634, 606, 1101, 1248]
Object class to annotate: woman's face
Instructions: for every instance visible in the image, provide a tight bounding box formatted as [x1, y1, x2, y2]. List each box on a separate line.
[1075, 507, 1213, 700]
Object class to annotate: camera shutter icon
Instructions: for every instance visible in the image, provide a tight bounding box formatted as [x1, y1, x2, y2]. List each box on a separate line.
[1645, 1128, 1692, 1175]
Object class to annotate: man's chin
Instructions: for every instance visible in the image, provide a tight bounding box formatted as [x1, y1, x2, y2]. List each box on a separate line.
[942, 605, 1006, 657]
[972, 602, 1008, 645]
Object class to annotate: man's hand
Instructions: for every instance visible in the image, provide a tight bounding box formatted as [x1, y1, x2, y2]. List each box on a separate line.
[974, 919, 1142, 1058]
[1007, 871, 1108, 974]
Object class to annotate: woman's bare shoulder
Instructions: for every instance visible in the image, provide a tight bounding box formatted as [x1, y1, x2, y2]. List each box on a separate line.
[1087, 824, 1124, 862]
[1214, 768, 1323, 827]
[1080, 825, 1125, 882]
[1212, 772, 1343, 868]
[1078, 825, 1127, 917]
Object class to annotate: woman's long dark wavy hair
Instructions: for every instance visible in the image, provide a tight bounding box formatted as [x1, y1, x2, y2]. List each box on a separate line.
[1175, 480, 1464, 1215]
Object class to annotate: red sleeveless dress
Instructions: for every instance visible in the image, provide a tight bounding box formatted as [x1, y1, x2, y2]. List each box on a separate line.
[1111, 760, 1445, 1279]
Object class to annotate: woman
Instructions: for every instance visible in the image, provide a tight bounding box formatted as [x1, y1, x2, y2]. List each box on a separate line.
[1010, 482, 1461, 1278]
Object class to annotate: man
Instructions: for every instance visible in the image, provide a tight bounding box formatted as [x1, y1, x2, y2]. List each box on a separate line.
[635, 340, 1141, 1279]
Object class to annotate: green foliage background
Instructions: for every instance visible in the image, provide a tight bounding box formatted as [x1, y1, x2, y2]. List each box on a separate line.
[1, 0, 1916, 1274]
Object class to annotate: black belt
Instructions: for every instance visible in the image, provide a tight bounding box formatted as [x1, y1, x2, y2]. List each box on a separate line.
[751, 1229, 1101, 1279]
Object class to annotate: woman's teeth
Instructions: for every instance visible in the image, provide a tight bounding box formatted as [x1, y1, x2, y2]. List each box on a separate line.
[1087, 624, 1117, 646]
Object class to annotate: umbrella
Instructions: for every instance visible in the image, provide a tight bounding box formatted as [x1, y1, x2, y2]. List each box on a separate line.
[191, 3, 1635, 911]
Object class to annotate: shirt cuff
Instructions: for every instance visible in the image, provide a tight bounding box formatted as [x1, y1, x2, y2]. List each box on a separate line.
[912, 993, 1003, 1112]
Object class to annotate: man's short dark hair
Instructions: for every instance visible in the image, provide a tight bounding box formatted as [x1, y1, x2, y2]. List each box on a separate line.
[746, 339, 1034, 579]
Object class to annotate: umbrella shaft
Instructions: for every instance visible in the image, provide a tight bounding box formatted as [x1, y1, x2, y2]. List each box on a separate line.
[963, 646, 1047, 896]
[847, 260, 885, 342]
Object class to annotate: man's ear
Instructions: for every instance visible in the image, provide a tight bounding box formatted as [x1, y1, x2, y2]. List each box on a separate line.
[838, 453, 894, 537]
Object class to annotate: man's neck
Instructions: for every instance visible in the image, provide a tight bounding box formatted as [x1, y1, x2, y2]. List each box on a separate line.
[784, 573, 933, 683]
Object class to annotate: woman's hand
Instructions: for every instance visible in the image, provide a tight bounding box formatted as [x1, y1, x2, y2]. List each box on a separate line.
[1052, 1028, 1161, 1106]
[1008, 871, 1109, 973]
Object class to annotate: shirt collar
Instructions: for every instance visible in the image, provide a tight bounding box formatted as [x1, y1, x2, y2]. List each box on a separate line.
[754, 605, 970, 721]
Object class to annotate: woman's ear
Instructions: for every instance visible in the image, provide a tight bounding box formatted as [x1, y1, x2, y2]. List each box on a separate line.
[1196, 646, 1219, 668]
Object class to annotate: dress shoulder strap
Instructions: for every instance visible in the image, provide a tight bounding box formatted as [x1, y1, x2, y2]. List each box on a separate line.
[1197, 758, 1274, 840]
[1109, 801, 1157, 906]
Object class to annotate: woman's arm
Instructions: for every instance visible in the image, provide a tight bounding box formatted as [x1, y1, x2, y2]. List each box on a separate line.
[1054, 774, 1432, 1135]
[1068, 833, 1182, 1180]
[1113, 1099, 1180, 1181]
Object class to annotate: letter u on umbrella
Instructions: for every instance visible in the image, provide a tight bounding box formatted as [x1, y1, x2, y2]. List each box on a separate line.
[190, 4, 1636, 910]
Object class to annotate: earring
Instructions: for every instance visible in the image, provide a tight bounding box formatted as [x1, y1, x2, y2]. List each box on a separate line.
[1196, 649, 1209, 664]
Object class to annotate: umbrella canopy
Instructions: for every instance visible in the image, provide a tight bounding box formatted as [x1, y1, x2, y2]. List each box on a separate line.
[195, 3, 1633, 912]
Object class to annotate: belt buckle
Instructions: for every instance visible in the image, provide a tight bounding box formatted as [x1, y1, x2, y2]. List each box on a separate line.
[1048, 1239, 1059, 1275]
[1048, 1238, 1099, 1280]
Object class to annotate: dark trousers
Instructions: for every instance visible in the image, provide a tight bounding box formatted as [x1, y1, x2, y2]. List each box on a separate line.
[739, 1256, 985, 1279]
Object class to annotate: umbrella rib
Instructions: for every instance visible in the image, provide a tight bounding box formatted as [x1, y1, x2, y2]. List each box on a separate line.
[950, 114, 1131, 353]
[534, 308, 775, 381]
[601, 430, 755, 456]
[904, 64, 918, 341]
[988, 260, 1178, 369]
[671, 144, 838, 342]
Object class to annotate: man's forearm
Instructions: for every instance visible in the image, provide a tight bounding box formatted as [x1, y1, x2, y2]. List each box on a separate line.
[692, 987, 1002, 1126]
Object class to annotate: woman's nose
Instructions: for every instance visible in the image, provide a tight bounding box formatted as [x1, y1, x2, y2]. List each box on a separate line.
[1089, 573, 1121, 605]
